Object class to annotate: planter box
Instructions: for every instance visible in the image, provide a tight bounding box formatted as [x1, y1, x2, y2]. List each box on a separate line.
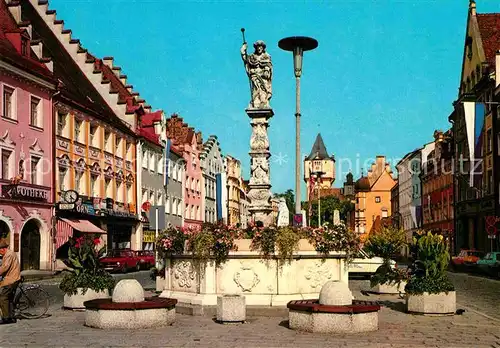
[64, 288, 110, 310]
[406, 291, 456, 315]
[160, 239, 348, 309]
[217, 295, 246, 323]
[370, 281, 406, 294]
[156, 276, 166, 292]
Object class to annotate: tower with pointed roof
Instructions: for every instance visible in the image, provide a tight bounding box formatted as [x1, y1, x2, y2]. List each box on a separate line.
[304, 133, 336, 201]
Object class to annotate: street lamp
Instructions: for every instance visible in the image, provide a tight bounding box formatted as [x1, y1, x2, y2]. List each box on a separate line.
[278, 36, 318, 225]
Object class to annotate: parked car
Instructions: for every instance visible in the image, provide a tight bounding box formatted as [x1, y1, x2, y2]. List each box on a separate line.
[451, 249, 485, 270]
[100, 250, 141, 273]
[476, 252, 500, 277]
[137, 250, 155, 270]
[348, 249, 396, 277]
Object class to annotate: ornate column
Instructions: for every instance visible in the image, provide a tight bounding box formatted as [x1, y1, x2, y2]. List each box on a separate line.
[246, 108, 273, 225]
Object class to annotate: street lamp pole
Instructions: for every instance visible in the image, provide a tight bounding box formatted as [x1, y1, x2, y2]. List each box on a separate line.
[278, 36, 318, 225]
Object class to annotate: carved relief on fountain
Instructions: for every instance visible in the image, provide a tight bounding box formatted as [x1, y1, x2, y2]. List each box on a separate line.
[233, 262, 260, 292]
[173, 261, 196, 289]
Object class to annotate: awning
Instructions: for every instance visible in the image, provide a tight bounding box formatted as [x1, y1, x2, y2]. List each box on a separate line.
[55, 218, 106, 250]
[61, 218, 106, 234]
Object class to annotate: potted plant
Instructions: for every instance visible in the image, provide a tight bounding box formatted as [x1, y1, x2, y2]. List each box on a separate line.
[405, 231, 456, 315]
[365, 226, 408, 294]
[59, 235, 114, 310]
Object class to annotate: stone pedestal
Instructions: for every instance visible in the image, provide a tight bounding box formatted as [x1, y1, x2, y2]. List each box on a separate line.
[217, 295, 246, 323]
[246, 108, 274, 226]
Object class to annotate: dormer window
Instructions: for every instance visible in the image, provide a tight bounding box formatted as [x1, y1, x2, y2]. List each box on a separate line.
[21, 37, 28, 56]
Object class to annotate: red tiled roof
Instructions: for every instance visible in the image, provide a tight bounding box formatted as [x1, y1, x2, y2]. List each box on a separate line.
[137, 127, 160, 146]
[0, 0, 53, 80]
[95, 59, 138, 114]
[141, 110, 162, 127]
[476, 13, 500, 67]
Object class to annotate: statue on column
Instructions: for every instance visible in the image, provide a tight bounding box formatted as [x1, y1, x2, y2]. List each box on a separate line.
[241, 39, 273, 109]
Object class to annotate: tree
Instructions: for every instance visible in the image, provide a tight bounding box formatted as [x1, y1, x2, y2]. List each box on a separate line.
[302, 195, 354, 228]
[274, 189, 294, 224]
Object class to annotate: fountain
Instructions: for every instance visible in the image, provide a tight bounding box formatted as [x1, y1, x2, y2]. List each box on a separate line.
[287, 280, 380, 333]
[84, 279, 177, 329]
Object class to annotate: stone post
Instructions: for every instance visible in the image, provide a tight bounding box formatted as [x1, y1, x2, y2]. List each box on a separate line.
[246, 108, 274, 226]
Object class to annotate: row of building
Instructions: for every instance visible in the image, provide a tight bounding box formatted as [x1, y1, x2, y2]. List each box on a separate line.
[0, 0, 253, 271]
[392, 1, 500, 255]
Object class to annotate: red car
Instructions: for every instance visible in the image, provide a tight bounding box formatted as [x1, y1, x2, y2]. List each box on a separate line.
[100, 250, 141, 273]
[451, 250, 485, 267]
[137, 251, 155, 270]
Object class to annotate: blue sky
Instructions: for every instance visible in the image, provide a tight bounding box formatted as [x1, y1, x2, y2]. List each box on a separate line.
[50, 0, 500, 199]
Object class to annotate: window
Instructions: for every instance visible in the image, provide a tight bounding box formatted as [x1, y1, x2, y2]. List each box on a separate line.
[30, 97, 41, 127]
[177, 200, 181, 216]
[126, 183, 133, 203]
[1, 149, 12, 179]
[75, 171, 84, 195]
[105, 178, 112, 198]
[104, 131, 111, 151]
[90, 174, 99, 197]
[58, 166, 67, 192]
[166, 196, 170, 214]
[89, 124, 98, 147]
[142, 150, 148, 169]
[158, 154, 164, 174]
[185, 204, 189, 218]
[487, 128, 492, 153]
[186, 177, 190, 189]
[196, 206, 200, 220]
[116, 181, 124, 203]
[125, 142, 132, 161]
[115, 136, 122, 157]
[30, 156, 40, 185]
[57, 111, 67, 136]
[3, 86, 14, 119]
[21, 38, 28, 56]
[375, 196, 381, 203]
[149, 152, 155, 172]
[74, 119, 81, 142]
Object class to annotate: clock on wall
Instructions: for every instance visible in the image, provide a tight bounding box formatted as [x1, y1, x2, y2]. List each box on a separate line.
[63, 190, 79, 204]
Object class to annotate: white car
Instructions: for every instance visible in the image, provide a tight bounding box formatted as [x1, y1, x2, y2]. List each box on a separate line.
[348, 249, 396, 276]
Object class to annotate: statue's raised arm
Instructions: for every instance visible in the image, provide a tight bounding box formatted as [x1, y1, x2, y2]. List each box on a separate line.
[241, 40, 273, 109]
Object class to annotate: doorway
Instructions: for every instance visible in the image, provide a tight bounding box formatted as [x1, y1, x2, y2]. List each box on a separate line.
[0, 221, 10, 239]
[21, 219, 41, 270]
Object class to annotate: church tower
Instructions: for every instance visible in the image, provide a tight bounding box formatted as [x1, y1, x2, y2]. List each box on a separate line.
[304, 133, 336, 200]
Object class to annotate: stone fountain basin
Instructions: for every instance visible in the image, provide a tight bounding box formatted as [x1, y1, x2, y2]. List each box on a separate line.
[84, 297, 177, 329]
[287, 299, 380, 333]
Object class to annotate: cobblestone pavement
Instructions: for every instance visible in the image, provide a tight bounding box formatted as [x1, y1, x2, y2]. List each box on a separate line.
[0, 278, 498, 348]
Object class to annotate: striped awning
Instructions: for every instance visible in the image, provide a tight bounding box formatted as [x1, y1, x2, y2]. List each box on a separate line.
[55, 218, 106, 250]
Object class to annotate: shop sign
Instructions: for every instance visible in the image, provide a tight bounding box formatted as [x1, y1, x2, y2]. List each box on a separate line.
[58, 203, 75, 210]
[2, 184, 48, 202]
[143, 230, 155, 243]
[75, 202, 95, 215]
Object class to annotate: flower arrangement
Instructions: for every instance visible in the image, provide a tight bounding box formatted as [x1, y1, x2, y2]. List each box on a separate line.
[405, 231, 455, 295]
[59, 235, 115, 296]
[155, 223, 360, 267]
[308, 224, 360, 259]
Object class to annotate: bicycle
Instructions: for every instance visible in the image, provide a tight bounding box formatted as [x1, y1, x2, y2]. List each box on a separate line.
[0, 276, 50, 319]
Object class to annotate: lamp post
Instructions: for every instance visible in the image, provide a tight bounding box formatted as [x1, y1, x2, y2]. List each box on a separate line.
[278, 36, 318, 225]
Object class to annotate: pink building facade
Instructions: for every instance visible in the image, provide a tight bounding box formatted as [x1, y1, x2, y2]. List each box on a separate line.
[0, 2, 55, 270]
[182, 129, 203, 230]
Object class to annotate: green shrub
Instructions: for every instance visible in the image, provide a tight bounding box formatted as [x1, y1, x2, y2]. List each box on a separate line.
[59, 235, 115, 295]
[405, 231, 455, 295]
[275, 227, 300, 264]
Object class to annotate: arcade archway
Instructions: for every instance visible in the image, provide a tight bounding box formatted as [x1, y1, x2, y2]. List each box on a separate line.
[21, 219, 41, 270]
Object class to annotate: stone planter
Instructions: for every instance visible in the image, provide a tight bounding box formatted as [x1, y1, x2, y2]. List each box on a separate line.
[160, 240, 348, 310]
[64, 288, 110, 310]
[406, 291, 456, 315]
[216, 294, 246, 323]
[156, 276, 166, 292]
[370, 281, 406, 294]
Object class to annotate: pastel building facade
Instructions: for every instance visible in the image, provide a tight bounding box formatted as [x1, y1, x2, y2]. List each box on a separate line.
[200, 135, 224, 223]
[0, 0, 55, 270]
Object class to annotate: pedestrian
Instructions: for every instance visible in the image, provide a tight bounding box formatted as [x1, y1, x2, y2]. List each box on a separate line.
[0, 239, 21, 324]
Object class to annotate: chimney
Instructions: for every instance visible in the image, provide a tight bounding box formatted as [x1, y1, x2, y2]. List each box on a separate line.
[102, 56, 113, 68]
[470, 0, 476, 16]
[496, 50, 500, 87]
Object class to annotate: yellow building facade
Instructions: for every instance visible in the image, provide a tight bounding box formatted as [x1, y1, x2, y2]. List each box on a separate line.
[54, 102, 139, 252]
